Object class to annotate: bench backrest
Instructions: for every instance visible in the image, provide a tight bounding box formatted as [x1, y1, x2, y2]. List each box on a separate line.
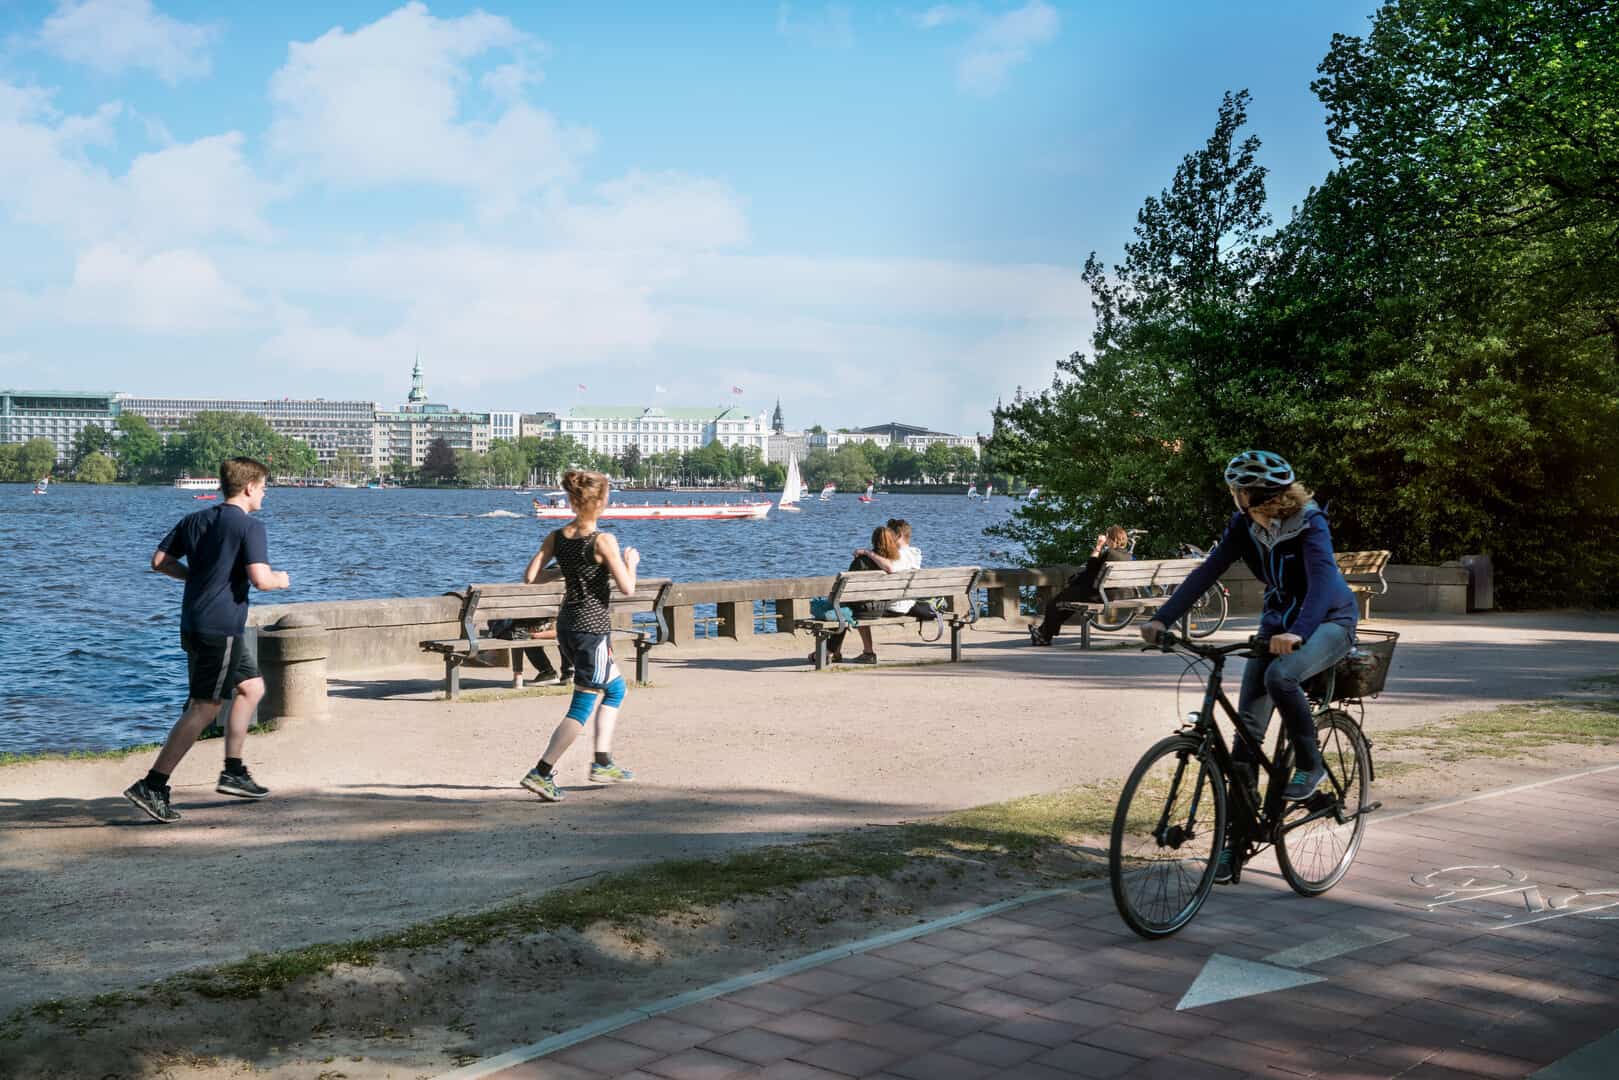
[1336, 550, 1391, 594]
[828, 566, 980, 610]
[1096, 557, 1204, 598]
[460, 578, 673, 641]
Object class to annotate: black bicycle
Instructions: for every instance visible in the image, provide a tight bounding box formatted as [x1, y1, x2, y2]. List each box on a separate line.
[1108, 629, 1394, 938]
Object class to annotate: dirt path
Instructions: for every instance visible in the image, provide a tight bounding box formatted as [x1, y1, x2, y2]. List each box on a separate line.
[2, 611, 1615, 1021]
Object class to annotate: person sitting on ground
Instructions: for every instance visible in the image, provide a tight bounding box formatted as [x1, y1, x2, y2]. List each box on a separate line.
[1140, 450, 1358, 882]
[1028, 525, 1133, 646]
[810, 525, 902, 665]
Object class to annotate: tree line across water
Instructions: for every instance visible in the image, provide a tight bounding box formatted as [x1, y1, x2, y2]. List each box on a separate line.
[985, 0, 1619, 609]
[4, 410, 997, 491]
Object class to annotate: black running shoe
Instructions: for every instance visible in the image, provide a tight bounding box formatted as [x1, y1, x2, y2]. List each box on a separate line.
[216, 769, 269, 799]
[123, 779, 181, 823]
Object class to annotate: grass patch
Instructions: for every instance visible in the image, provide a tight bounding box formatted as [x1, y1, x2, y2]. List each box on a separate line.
[1379, 698, 1619, 760]
[0, 723, 275, 768]
[922, 785, 1118, 854]
[1574, 672, 1619, 691]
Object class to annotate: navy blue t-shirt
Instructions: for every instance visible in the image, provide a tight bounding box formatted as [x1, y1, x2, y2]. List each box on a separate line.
[158, 504, 269, 636]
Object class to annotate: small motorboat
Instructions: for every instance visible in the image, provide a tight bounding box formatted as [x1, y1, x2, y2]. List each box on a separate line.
[858, 482, 874, 503]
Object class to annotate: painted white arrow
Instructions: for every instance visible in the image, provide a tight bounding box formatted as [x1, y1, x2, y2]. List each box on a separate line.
[1176, 925, 1407, 1010]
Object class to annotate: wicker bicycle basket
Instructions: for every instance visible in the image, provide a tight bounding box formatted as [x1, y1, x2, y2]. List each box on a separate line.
[1305, 627, 1399, 702]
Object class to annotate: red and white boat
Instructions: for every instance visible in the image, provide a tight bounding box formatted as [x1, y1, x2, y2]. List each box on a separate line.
[533, 500, 771, 521]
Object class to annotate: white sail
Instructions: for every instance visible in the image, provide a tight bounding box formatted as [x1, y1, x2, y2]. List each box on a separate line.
[985, 484, 993, 498]
[966, 483, 978, 498]
[780, 455, 802, 507]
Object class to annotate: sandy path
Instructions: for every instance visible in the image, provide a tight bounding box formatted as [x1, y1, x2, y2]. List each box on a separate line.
[2, 611, 1614, 1014]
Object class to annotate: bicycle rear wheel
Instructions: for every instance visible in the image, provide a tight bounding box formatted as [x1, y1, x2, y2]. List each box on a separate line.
[1186, 585, 1229, 639]
[1276, 710, 1371, 896]
[1110, 735, 1226, 938]
[1092, 587, 1142, 632]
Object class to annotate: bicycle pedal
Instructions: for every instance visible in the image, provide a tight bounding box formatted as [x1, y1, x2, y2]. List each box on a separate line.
[1359, 800, 1383, 815]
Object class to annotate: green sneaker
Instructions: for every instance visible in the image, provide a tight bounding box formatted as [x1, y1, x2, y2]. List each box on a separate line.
[589, 762, 636, 784]
[520, 769, 565, 802]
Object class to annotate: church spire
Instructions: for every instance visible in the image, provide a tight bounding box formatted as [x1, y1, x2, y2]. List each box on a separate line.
[408, 355, 428, 405]
[771, 397, 785, 433]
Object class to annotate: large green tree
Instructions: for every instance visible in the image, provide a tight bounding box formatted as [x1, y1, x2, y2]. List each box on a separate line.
[75, 451, 117, 484]
[421, 438, 459, 484]
[114, 413, 164, 482]
[170, 412, 317, 480]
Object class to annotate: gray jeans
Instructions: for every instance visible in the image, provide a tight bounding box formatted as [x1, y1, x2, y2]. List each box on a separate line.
[1233, 622, 1354, 772]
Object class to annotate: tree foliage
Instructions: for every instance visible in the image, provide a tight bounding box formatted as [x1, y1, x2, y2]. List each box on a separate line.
[75, 451, 117, 484]
[421, 437, 459, 484]
[993, 0, 1619, 606]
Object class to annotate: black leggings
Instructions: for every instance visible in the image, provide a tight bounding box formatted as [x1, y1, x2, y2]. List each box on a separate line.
[1037, 557, 1106, 639]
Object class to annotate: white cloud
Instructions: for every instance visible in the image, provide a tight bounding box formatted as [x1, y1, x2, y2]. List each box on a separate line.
[67, 245, 256, 332]
[39, 0, 216, 84]
[776, 4, 855, 49]
[267, 2, 592, 216]
[552, 171, 748, 252]
[0, 82, 271, 246]
[915, 1, 1059, 95]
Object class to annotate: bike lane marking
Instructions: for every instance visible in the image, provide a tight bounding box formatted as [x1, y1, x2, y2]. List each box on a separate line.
[1175, 923, 1407, 1010]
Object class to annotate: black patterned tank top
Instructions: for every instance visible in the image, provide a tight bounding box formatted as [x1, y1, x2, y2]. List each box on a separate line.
[553, 529, 613, 633]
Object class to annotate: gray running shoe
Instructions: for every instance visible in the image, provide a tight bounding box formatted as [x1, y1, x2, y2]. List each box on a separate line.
[123, 780, 181, 823]
[524, 670, 566, 686]
[216, 769, 269, 799]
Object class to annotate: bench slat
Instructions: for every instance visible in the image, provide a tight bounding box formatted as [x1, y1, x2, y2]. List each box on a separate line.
[831, 568, 977, 602]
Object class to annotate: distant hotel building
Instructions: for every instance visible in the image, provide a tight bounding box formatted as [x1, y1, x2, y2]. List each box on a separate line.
[372, 359, 491, 469]
[856, 421, 980, 457]
[120, 394, 379, 466]
[489, 411, 521, 443]
[0, 389, 120, 463]
[551, 405, 770, 457]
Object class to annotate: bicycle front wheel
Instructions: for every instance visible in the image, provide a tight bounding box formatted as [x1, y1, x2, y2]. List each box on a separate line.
[1186, 586, 1229, 639]
[1110, 735, 1227, 938]
[1276, 710, 1371, 896]
[1091, 588, 1142, 632]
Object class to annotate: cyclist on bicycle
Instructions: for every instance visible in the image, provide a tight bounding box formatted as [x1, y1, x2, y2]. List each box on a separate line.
[1140, 451, 1358, 814]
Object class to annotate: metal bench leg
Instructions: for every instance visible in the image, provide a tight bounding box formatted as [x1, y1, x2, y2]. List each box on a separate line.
[635, 639, 651, 685]
[950, 622, 962, 662]
[815, 635, 828, 670]
[445, 657, 461, 701]
[1080, 614, 1092, 650]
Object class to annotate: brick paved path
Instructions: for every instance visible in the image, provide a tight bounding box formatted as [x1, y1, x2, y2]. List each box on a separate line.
[477, 768, 1619, 1079]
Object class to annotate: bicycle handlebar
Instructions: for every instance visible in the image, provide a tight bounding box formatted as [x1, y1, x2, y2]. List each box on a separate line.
[1139, 627, 1263, 660]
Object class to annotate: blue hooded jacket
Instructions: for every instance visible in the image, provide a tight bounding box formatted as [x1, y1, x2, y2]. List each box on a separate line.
[1156, 503, 1358, 641]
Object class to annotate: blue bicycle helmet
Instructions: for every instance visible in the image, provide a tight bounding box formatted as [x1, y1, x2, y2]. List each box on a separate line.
[1224, 450, 1294, 500]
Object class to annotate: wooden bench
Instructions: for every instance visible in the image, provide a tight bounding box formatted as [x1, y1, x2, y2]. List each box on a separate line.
[421, 579, 672, 699]
[796, 566, 980, 670]
[1337, 550, 1391, 618]
[1058, 557, 1204, 649]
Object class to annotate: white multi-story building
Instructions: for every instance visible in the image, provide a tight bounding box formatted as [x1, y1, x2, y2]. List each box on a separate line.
[1, 389, 120, 463]
[519, 412, 556, 439]
[489, 411, 521, 443]
[856, 422, 980, 457]
[118, 394, 379, 466]
[552, 406, 770, 457]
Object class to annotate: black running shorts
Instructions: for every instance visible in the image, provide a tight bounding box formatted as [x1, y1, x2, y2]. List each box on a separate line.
[557, 628, 621, 690]
[181, 631, 261, 702]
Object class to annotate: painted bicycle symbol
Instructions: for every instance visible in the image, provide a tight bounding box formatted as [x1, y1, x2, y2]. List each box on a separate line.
[1412, 864, 1619, 929]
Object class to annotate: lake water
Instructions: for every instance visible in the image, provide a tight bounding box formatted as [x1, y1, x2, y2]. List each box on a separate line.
[0, 484, 1023, 754]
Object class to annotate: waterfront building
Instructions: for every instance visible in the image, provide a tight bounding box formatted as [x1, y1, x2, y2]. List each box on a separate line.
[0, 389, 120, 464]
[553, 406, 770, 457]
[856, 421, 980, 457]
[520, 412, 557, 439]
[765, 432, 807, 465]
[372, 359, 491, 469]
[807, 430, 892, 452]
[119, 395, 380, 467]
[489, 411, 521, 443]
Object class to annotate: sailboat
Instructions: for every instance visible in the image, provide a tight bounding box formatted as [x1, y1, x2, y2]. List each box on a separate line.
[31, 476, 48, 496]
[1025, 485, 1040, 500]
[966, 483, 979, 499]
[858, 482, 874, 504]
[984, 484, 993, 499]
[819, 483, 836, 501]
[779, 455, 803, 512]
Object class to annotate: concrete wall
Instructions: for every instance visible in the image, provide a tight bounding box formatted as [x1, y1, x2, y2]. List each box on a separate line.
[251, 561, 1472, 676]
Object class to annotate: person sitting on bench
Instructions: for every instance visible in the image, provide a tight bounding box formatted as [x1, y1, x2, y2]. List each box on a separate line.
[1028, 524, 1133, 646]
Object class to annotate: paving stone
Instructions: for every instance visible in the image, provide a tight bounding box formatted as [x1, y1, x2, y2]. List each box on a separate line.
[753, 1063, 850, 1080]
[942, 986, 1045, 1021]
[724, 981, 823, 1016]
[1076, 1023, 1190, 1060]
[915, 927, 1005, 954]
[552, 1035, 662, 1074]
[699, 1026, 811, 1066]
[638, 1047, 751, 1080]
[776, 968, 869, 998]
[952, 947, 1044, 977]
[944, 1030, 1046, 1067]
[789, 1037, 903, 1077]
[984, 971, 1080, 1004]
[615, 1016, 724, 1053]
[757, 1009, 860, 1044]
[871, 940, 964, 967]
[491, 1059, 602, 1080]
[882, 1050, 998, 1080]
[843, 1018, 954, 1056]
[807, 990, 913, 1024]
[661, 998, 773, 1036]
[983, 1015, 1086, 1049]
[1122, 1054, 1247, 1079]
[1030, 1040, 1142, 1077]
[1074, 981, 1167, 1011]
[822, 952, 916, 981]
[1028, 995, 1134, 1030]
[898, 1001, 999, 1037]
[861, 975, 959, 1008]
[908, 961, 1003, 992]
[1427, 1044, 1548, 1079]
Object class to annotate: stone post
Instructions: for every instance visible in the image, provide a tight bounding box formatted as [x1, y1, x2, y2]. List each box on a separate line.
[664, 604, 696, 646]
[258, 613, 329, 726]
[775, 597, 806, 635]
[716, 600, 755, 640]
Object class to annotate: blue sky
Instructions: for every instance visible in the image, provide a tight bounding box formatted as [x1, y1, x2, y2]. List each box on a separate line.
[0, 1, 1376, 435]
